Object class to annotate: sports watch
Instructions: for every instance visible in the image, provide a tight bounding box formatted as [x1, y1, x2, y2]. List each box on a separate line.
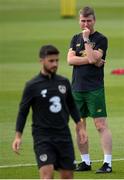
[84, 38, 90, 44]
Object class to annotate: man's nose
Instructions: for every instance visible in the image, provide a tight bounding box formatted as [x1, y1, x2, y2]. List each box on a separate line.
[84, 21, 88, 26]
[53, 61, 58, 67]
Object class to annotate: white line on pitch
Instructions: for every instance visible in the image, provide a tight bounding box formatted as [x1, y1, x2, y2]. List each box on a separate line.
[0, 158, 124, 168]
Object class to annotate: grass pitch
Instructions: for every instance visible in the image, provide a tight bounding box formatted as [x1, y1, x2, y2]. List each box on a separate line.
[0, 0, 124, 179]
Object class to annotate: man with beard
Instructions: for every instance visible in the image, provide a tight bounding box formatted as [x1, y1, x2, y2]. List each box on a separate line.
[12, 45, 87, 179]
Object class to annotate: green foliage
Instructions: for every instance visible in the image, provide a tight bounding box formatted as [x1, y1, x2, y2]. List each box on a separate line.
[0, 0, 124, 179]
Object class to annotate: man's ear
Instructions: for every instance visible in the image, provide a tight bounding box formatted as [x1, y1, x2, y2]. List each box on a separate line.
[39, 58, 43, 64]
[39, 58, 43, 62]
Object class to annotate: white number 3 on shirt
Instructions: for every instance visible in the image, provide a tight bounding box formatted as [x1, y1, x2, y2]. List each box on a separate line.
[49, 96, 62, 113]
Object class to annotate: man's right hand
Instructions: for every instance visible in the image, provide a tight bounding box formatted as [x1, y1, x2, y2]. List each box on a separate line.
[82, 28, 90, 40]
[12, 132, 22, 154]
[95, 59, 106, 67]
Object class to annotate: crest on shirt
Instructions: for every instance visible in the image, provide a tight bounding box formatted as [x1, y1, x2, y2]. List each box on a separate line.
[39, 154, 47, 162]
[41, 89, 47, 97]
[58, 85, 66, 94]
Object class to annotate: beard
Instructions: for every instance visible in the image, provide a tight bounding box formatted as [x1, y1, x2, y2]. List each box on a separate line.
[44, 66, 57, 75]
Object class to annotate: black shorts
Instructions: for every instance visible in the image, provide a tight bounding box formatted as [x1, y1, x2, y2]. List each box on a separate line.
[33, 136, 75, 170]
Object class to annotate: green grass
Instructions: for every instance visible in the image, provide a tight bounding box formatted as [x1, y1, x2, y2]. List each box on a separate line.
[0, 161, 124, 179]
[0, 0, 124, 179]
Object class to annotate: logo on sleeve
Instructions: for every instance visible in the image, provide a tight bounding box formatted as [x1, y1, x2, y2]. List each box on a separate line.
[76, 43, 80, 47]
